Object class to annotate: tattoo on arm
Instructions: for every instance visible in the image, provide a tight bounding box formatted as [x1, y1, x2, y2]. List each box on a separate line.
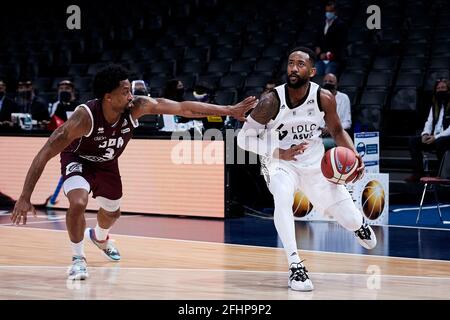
[20, 108, 89, 199]
[190, 111, 215, 116]
[249, 92, 278, 125]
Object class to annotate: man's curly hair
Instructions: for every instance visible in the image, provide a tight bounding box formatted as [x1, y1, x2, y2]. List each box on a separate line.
[93, 64, 129, 99]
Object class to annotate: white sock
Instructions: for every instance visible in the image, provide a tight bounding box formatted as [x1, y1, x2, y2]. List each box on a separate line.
[71, 240, 85, 257]
[94, 224, 110, 241]
[268, 173, 301, 266]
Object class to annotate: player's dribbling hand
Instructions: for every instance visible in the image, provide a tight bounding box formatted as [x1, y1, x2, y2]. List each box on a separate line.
[352, 153, 365, 183]
[273, 143, 308, 161]
[11, 196, 36, 225]
[230, 96, 258, 121]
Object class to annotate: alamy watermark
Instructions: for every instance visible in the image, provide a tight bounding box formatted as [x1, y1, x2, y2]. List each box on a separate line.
[366, 264, 381, 290]
[66, 5, 81, 30]
[169, 128, 280, 166]
[366, 5, 381, 30]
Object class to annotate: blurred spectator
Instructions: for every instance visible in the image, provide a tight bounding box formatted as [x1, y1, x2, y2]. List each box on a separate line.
[193, 81, 226, 132]
[48, 80, 78, 121]
[407, 79, 450, 182]
[131, 80, 150, 96]
[15, 79, 50, 124]
[159, 79, 185, 131]
[0, 80, 19, 127]
[261, 79, 279, 99]
[162, 79, 185, 102]
[320, 73, 352, 150]
[314, 0, 348, 76]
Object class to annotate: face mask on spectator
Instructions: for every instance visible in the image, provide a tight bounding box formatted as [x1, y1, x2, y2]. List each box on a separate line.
[435, 91, 449, 103]
[133, 89, 148, 96]
[325, 12, 336, 20]
[18, 90, 32, 100]
[59, 91, 72, 103]
[323, 83, 336, 92]
[176, 88, 185, 101]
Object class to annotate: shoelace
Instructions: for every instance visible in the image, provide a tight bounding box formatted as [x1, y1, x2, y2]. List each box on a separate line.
[355, 223, 372, 240]
[105, 240, 119, 255]
[70, 257, 87, 272]
[289, 261, 309, 282]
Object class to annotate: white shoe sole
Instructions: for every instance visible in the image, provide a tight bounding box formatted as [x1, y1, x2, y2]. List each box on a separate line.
[357, 226, 377, 250]
[84, 228, 121, 262]
[68, 272, 89, 280]
[288, 280, 314, 292]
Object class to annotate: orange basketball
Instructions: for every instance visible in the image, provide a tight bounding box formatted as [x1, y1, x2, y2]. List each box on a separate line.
[321, 146, 358, 184]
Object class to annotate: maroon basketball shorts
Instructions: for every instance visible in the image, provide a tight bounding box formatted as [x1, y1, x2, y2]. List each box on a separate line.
[60, 152, 122, 200]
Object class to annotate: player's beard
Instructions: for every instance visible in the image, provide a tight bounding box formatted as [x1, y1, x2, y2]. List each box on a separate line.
[286, 74, 308, 89]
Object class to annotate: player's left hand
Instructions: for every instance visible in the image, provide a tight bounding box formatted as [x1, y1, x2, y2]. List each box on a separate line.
[230, 96, 258, 121]
[352, 153, 365, 183]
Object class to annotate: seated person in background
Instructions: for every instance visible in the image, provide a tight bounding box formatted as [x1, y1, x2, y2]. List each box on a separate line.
[161, 79, 185, 131]
[260, 79, 279, 99]
[313, 0, 348, 76]
[407, 79, 450, 182]
[49, 80, 78, 121]
[15, 79, 50, 126]
[194, 82, 226, 132]
[321, 73, 352, 150]
[131, 80, 150, 97]
[0, 80, 19, 127]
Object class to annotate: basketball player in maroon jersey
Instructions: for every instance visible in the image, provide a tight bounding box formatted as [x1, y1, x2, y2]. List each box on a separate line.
[11, 64, 257, 280]
[238, 47, 376, 291]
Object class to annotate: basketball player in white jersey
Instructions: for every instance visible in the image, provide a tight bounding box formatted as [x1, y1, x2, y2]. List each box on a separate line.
[237, 47, 376, 291]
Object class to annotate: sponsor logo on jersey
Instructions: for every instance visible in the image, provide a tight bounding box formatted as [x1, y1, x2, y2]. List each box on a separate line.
[94, 136, 107, 141]
[289, 123, 318, 140]
[98, 127, 104, 134]
[281, 104, 286, 109]
[276, 123, 288, 140]
[121, 128, 131, 134]
[307, 99, 315, 104]
[66, 162, 82, 175]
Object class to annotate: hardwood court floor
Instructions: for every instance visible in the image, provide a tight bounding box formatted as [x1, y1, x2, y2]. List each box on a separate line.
[1, 225, 449, 300]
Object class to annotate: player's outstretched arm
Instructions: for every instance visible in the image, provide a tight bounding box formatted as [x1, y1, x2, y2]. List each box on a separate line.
[237, 92, 307, 159]
[130, 96, 257, 121]
[321, 90, 364, 180]
[11, 107, 91, 225]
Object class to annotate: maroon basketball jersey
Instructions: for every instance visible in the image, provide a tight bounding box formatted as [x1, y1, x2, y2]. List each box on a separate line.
[62, 99, 138, 162]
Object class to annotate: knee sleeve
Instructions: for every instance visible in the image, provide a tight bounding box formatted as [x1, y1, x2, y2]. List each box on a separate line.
[96, 196, 121, 212]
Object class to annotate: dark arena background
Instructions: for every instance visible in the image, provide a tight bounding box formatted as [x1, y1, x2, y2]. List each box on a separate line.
[0, 0, 449, 308]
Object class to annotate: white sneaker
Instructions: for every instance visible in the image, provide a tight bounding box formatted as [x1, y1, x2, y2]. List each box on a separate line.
[288, 262, 314, 291]
[67, 256, 89, 280]
[355, 221, 377, 249]
[84, 228, 121, 261]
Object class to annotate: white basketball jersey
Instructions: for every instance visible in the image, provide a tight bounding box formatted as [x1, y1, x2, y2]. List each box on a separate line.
[264, 82, 325, 168]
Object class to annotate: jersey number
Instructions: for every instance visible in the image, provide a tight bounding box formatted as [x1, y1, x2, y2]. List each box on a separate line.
[99, 137, 124, 159]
